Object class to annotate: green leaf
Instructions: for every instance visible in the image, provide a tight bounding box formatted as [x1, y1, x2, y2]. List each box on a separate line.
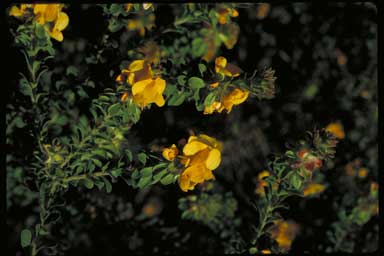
[188, 77, 205, 90]
[102, 177, 112, 193]
[137, 175, 152, 188]
[111, 169, 122, 177]
[131, 169, 140, 179]
[204, 92, 216, 106]
[126, 150, 133, 162]
[289, 173, 303, 190]
[138, 153, 147, 165]
[168, 91, 186, 106]
[66, 66, 79, 76]
[177, 75, 187, 86]
[108, 103, 120, 116]
[84, 179, 94, 189]
[153, 169, 168, 182]
[140, 167, 153, 177]
[19, 78, 32, 97]
[160, 173, 175, 185]
[198, 64, 207, 76]
[20, 229, 32, 248]
[191, 38, 208, 58]
[93, 158, 103, 168]
[35, 24, 46, 39]
[108, 18, 124, 33]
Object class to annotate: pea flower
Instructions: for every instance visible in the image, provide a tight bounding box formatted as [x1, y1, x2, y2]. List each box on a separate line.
[162, 144, 179, 161]
[9, 4, 69, 42]
[179, 135, 222, 192]
[269, 220, 299, 251]
[221, 88, 249, 113]
[203, 101, 224, 115]
[217, 7, 239, 25]
[215, 56, 242, 77]
[303, 183, 326, 196]
[204, 88, 249, 114]
[9, 4, 31, 17]
[131, 77, 166, 109]
[325, 122, 345, 139]
[117, 60, 153, 85]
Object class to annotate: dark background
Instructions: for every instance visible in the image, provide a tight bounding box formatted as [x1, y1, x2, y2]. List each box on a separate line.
[6, 3, 378, 255]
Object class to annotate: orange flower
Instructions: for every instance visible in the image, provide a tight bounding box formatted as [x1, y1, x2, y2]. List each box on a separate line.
[120, 92, 129, 102]
[325, 122, 345, 139]
[178, 134, 222, 192]
[131, 77, 166, 109]
[270, 220, 299, 251]
[162, 144, 179, 161]
[215, 56, 242, 77]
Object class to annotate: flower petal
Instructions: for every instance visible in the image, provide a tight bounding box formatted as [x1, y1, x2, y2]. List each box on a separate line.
[205, 148, 221, 170]
[183, 141, 208, 156]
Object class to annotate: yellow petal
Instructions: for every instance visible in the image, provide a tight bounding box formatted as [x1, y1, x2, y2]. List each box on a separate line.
[183, 141, 208, 156]
[154, 94, 165, 107]
[203, 169, 215, 181]
[129, 60, 145, 72]
[186, 165, 206, 183]
[198, 134, 222, 150]
[34, 4, 47, 15]
[9, 6, 23, 17]
[49, 30, 63, 42]
[132, 79, 152, 95]
[45, 4, 60, 22]
[54, 12, 69, 31]
[205, 148, 221, 170]
[215, 56, 227, 69]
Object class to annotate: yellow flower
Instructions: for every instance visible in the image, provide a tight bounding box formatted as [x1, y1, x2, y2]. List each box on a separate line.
[120, 92, 129, 102]
[204, 88, 249, 115]
[162, 144, 179, 161]
[210, 82, 220, 88]
[9, 4, 69, 42]
[178, 134, 222, 192]
[222, 88, 249, 113]
[303, 183, 326, 196]
[33, 4, 63, 24]
[120, 60, 153, 85]
[325, 122, 345, 139]
[261, 249, 272, 254]
[203, 101, 224, 115]
[131, 77, 166, 109]
[270, 220, 299, 251]
[215, 56, 242, 77]
[217, 7, 239, 25]
[357, 168, 368, 178]
[9, 4, 30, 17]
[255, 170, 270, 196]
[48, 12, 69, 42]
[256, 4, 270, 20]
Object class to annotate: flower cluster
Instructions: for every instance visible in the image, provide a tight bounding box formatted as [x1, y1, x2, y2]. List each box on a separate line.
[269, 220, 300, 251]
[116, 42, 166, 109]
[204, 56, 250, 114]
[9, 4, 69, 42]
[201, 5, 240, 61]
[162, 134, 222, 192]
[325, 122, 345, 139]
